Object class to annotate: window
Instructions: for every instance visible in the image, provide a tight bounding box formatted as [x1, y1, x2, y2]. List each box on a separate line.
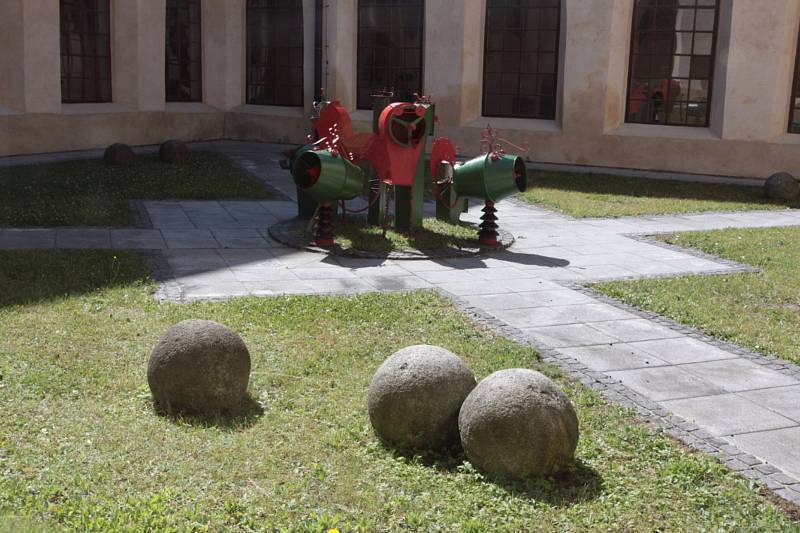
[789, 22, 800, 133]
[60, 0, 112, 103]
[166, 0, 202, 102]
[357, 0, 424, 110]
[626, 0, 719, 127]
[246, 0, 304, 107]
[483, 0, 561, 120]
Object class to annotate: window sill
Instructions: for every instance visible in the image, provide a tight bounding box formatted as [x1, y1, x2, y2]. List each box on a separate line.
[606, 123, 720, 141]
[61, 103, 133, 115]
[232, 104, 306, 118]
[466, 116, 561, 133]
[165, 102, 220, 113]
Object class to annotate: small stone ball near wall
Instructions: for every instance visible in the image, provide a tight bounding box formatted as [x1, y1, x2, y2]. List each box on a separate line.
[103, 143, 135, 167]
[459, 368, 579, 479]
[765, 172, 800, 201]
[368, 345, 477, 450]
[159, 140, 189, 164]
[147, 320, 251, 414]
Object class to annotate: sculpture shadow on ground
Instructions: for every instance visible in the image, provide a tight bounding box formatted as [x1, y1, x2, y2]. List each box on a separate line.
[382, 443, 603, 506]
[153, 392, 265, 432]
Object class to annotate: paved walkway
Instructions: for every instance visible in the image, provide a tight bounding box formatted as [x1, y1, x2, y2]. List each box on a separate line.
[5, 141, 800, 504]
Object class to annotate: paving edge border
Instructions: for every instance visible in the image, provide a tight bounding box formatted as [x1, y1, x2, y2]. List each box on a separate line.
[439, 286, 800, 508]
[267, 217, 515, 260]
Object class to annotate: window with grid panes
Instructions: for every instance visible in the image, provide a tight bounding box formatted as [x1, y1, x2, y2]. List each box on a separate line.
[246, 0, 304, 106]
[166, 0, 202, 102]
[357, 0, 424, 110]
[483, 0, 561, 119]
[788, 22, 800, 133]
[626, 0, 719, 127]
[60, 0, 112, 103]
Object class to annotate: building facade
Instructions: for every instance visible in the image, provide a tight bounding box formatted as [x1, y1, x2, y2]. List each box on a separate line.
[1, 0, 800, 181]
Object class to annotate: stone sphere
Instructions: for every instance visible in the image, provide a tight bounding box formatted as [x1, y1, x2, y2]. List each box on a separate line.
[159, 139, 189, 164]
[147, 320, 251, 413]
[459, 368, 579, 479]
[103, 143, 134, 166]
[368, 345, 477, 450]
[765, 172, 800, 201]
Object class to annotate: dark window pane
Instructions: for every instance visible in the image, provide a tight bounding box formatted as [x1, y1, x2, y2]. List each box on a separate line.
[483, 0, 561, 119]
[357, 0, 425, 110]
[626, 0, 719, 127]
[166, 0, 202, 102]
[59, 0, 112, 103]
[247, 0, 304, 107]
[789, 22, 800, 133]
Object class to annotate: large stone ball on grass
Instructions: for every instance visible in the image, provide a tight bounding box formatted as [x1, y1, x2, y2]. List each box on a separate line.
[368, 345, 477, 450]
[459, 368, 579, 479]
[159, 139, 189, 164]
[103, 143, 134, 166]
[147, 320, 251, 413]
[765, 172, 800, 201]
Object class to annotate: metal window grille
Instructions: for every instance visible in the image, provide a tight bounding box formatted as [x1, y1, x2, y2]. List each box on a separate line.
[60, 0, 112, 103]
[246, 0, 304, 107]
[356, 0, 424, 110]
[626, 0, 719, 127]
[482, 0, 561, 120]
[166, 0, 202, 102]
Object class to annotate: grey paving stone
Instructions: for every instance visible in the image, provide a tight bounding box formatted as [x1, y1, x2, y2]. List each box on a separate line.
[437, 280, 517, 296]
[492, 303, 636, 328]
[231, 268, 300, 282]
[586, 319, 685, 342]
[557, 343, 669, 372]
[219, 249, 279, 270]
[521, 323, 621, 348]
[163, 249, 229, 273]
[110, 229, 166, 249]
[162, 229, 219, 249]
[181, 282, 251, 300]
[681, 359, 800, 392]
[738, 385, 800, 423]
[212, 229, 270, 249]
[661, 394, 797, 437]
[361, 275, 432, 291]
[628, 337, 740, 365]
[0, 229, 56, 250]
[605, 366, 726, 401]
[56, 228, 111, 249]
[731, 427, 800, 481]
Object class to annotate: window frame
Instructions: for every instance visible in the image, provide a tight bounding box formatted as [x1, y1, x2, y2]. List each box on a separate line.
[59, 0, 113, 104]
[165, 0, 203, 103]
[356, 0, 426, 110]
[788, 19, 800, 134]
[245, 0, 305, 107]
[624, 0, 721, 128]
[481, 0, 562, 121]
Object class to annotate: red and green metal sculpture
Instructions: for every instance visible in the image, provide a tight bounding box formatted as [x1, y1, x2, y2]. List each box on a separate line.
[289, 92, 528, 248]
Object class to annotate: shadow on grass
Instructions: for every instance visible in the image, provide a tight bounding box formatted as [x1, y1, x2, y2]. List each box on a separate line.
[533, 171, 798, 207]
[0, 250, 152, 309]
[154, 392, 265, 431]
[384, 442, 603, 506]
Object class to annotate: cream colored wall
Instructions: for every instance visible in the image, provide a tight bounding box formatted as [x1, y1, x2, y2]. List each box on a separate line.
[3, 0, 800, 181]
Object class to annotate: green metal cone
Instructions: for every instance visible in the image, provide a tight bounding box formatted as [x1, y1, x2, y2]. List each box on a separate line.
[453, 154, 528, 202]
[291, 147, 367, 201]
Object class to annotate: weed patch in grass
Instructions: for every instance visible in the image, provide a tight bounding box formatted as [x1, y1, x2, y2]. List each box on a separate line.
[0, 152, 273, 227]
[0, 251, 795, 530]
[521, 170, 797, 218]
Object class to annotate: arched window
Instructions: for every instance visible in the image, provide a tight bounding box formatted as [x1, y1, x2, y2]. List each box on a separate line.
[246, 0, 304, 106]
[60, 0, 112, 103]
[626, 0, 719, 127]
[166, 0, 202, 102]
[357, 0, 424, 109]
[483, 0, 560, 119]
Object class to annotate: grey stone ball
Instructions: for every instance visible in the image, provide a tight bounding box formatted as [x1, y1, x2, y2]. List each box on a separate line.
[103, 143, 134, 166]
[368, 345, 477, 450]
[147, 320, 251, 413]
[459, 368, 579, 479]
[765, 172, 800, 201]
[159, 140, 189, 164]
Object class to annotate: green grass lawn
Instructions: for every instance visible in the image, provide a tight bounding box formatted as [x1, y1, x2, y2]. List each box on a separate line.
[0, 152, 273, 227]
[521, 170, 799, 218]
[0, 252, 795, 531]
[597, 226, 800, 365]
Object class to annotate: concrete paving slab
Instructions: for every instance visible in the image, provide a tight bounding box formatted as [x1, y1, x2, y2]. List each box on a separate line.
[587, 319, 685, 342]
[361, 275, 432, 291]
[110, 229, 166, 249]
[492, 303, 636, 328]
[212, 229, 270, 249]
[738, 385, 800, 423]
[557, 343, 669, 372]
[606, 366, 727, 401]
[56, 228, 111, 249]
[162, 229, 219, 249]
[661, 394, 797, 436]
[731, 427, 800, 480]
[163, 249, 228, 273]
[629, 337, 740, 365]
[522, 323, 621, 348]
[681, 359, 800, 392]
[0, 229, 56, 250]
